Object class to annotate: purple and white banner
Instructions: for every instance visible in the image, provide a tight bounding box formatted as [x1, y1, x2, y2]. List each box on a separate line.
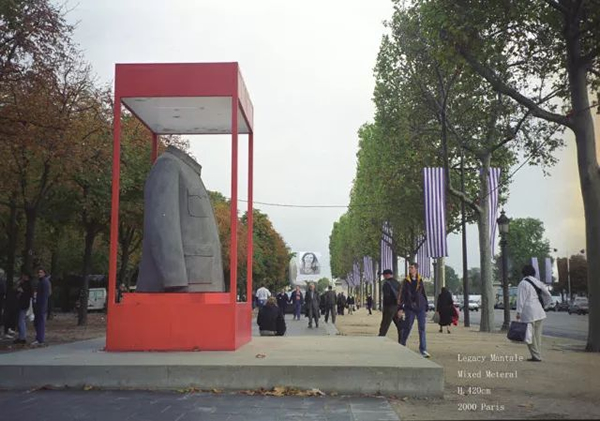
[380, 222, 394, 273]
[488, 168, 501, 256]
[531, 257, 540, 279]
[544, 257, 553, 284]
[416, 236, 432, 278]
[424, 168, 448, 257]
[353, 261, 361, 286]
[363, 256, 375, 283]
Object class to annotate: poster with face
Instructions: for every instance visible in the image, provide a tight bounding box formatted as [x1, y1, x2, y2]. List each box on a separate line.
[299, 252, 321, 275]
[290, 251, 322, 286]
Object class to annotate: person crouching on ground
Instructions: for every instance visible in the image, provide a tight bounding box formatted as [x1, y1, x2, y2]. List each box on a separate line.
[398, 263, 431, 358]
[257, 297, 286, 336]
[436, 287, 454, 334]
[516, 264, 552, 362]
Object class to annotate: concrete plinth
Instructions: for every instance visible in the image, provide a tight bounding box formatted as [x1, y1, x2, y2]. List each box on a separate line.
[0, 336, 443, 397]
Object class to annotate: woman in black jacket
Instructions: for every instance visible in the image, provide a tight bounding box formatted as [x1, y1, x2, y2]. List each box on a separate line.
[436, 287, 454, 333]
[257, 297, 286, 336]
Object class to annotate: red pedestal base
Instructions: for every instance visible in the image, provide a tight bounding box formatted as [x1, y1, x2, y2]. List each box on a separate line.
[106, 293, 252, 351]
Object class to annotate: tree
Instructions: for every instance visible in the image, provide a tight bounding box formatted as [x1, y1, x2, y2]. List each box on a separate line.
[421, 0, 600, 350]
[316, 277, 331, 293]
[445, 265, 462, 294]
[468, 268, 482, 295]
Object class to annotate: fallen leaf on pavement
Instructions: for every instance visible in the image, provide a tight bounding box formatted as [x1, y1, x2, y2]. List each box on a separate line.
[255, 354, 266, 359]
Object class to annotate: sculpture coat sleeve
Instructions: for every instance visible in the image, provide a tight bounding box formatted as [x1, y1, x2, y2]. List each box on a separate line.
[145, 157, 187, 289]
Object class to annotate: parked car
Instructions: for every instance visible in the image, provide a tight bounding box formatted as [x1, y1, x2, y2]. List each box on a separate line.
[428, 300, 435, 311]
[458, 299, 480, 311]
[568, 297, 589, 315]
[556, 301, 570, 312]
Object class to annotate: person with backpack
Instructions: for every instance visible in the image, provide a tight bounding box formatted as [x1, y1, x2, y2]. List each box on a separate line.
[378, 269, 402, 343]
[516, 264, 553, 362]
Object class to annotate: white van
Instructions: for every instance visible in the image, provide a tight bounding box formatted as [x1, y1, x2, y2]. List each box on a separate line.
[88, 288, 107, 311]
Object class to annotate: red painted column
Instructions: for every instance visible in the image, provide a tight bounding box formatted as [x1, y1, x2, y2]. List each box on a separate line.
[246, 132, 254, 303]
[230, 95, 239, 303]
[108, 98, 122, 309]
[151, 133, 158, 162]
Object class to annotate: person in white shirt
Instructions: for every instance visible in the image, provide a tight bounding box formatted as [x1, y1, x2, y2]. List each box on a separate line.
[516, 265, 553, 362]
[255, 286, 271, 309]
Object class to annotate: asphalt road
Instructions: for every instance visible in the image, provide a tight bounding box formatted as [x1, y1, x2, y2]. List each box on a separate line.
[465, 309, 588, 341]
[0, 390, 400, 421]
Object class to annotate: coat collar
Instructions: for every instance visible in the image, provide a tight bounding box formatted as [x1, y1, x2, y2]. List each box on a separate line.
[165, 146, 202, 175]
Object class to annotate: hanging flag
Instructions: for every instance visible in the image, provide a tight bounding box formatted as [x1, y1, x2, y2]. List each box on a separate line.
[544, 257, 553, 284]
[416, 236, 432, 278]
[380, 222, 394, 273]
[424, 168, 448, 257]
[488, 168, 502, 256]
[363, 256, 374, 283]
[531, 257, 540, 279]
[353, 261, 361, 286]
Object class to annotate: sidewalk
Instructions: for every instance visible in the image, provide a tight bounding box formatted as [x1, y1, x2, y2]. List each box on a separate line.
[336, 308, 600, 420]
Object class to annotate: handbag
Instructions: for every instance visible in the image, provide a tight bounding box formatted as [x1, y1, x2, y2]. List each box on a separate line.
[432, 312, 440, 324]
[507, 321, 528, 342]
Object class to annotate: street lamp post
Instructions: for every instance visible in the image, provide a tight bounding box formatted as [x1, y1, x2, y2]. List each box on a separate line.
[497, 210, 511, 331]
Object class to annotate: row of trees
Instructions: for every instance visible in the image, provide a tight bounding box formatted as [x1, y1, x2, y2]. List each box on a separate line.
[0, 1, 292, 324]
[329, 1, 599, 351]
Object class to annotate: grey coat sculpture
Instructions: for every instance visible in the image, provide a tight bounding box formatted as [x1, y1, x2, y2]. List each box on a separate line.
[136, 146, 225, 293]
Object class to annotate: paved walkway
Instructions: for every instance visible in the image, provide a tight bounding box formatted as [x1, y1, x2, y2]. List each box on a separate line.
[0, 390, 400, 421]
[253, 313, 339, 337]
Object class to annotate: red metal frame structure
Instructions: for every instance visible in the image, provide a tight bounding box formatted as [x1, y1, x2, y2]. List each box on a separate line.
[106, 63, 254, 351]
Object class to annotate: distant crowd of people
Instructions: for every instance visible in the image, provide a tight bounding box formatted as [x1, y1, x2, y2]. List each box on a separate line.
[0, 267, 51, 346]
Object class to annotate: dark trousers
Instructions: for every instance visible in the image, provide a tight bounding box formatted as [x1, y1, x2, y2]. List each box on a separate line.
[378, 305, 401, 343]
[34, 307, 47, 343]
[367, 305, 372, 315]
[293, 302, 302, 320]
[400, 309, 427, 354]
[324, 305, 336, 323]
[307, 306, 319, 327]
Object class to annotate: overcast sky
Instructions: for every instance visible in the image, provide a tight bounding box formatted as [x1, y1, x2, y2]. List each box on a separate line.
[67, 0, 596, 280]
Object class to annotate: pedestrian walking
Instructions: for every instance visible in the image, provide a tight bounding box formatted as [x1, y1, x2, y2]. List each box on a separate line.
[398, 263, 431, 358]
[337, 293, 347, 316]
[255, 285, 271, 309]
[257, 297, 286, 336]
[347, 295, 355, 315]
[32, 268, 51, 346]
[276, 289, 289, 315]
[323, 286, 336, 324]
[436, 287, 454, 334]
[378, 269, 402, 342]
[366, 294, 373, 315]
[3, 279, 19, 339]
[516, 264, 553, 362]
[304, 283, 320, 328]
[289, 286, 303, 320]
[14, 272, 32, 345]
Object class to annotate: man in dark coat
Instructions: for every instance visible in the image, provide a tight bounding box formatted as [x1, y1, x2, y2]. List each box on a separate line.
[323, 286, 337, 324]
[304, 283, 320, 328]
[398, 263, 430, 358]
[366, 294, 373, 315]
[276, 289, 289, 316]
[436, 287, 454, 333]
[378, 269, 402, 342]
[337, 292, 347, 315]
[33, 268, 51, 345]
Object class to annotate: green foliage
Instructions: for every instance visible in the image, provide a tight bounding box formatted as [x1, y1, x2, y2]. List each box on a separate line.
[444, 265, 461, 295]
[316, 277, 331, 293]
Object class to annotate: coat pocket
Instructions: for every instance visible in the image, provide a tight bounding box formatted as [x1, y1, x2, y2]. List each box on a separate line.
[187, 188, 209, 218]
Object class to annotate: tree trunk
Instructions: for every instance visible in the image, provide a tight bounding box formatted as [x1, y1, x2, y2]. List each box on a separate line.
[434, 257, 445, 307]
[477, 154, 495, 332]
[5, 194, 18, 290]
[78, 224, 97, 326]
[23, 206, 37, 276]
[563, 12, 600, 352]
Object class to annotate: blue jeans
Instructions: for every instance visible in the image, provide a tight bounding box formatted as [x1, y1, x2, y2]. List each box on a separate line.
[294, 302, 302, 320]
[400, 309, 427, 354]
[17, 309, 27, 340]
